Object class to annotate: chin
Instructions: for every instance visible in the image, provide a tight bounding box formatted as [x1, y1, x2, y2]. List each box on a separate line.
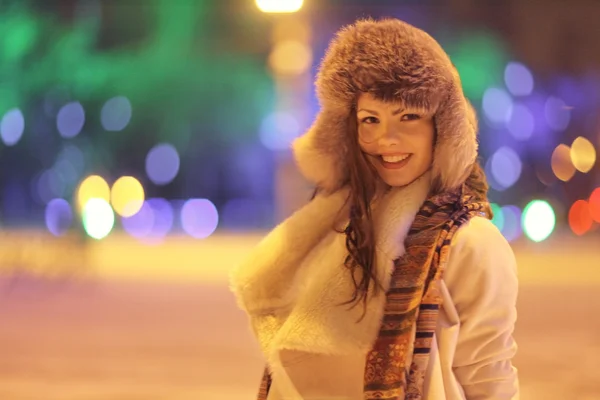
[378, 168, 426, 188]
[381, 176, 415, 188]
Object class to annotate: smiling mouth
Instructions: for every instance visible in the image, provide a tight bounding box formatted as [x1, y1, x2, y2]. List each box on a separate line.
[379, 154, 412, 169]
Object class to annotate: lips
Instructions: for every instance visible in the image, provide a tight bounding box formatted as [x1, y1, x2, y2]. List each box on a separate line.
[379, 153, 412, 169]
[381, 154, 410, 163]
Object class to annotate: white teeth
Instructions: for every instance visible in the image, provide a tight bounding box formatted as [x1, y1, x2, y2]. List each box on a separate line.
[382, 154, 409, 163]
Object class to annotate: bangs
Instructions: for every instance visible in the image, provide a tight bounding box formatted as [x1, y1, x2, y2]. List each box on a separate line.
[356, 88, 439, 119]
[353, 75, 443, 118]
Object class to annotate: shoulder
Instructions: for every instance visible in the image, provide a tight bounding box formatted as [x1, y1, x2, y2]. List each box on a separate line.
[450, 216, 516, 270]
[452, 216, 512, 253]
[444, 216, 518, 298]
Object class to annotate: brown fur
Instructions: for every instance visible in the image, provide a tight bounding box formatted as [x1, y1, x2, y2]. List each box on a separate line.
[293, 18, 478, 193]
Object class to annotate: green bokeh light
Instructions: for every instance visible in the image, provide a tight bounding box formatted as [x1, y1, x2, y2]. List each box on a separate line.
[82, 198, 115, 240]
[0, 1, 273, 148]
[490, 202, 505, 231]
[446, 32, 509, 102]
[522, 200, 556, 242]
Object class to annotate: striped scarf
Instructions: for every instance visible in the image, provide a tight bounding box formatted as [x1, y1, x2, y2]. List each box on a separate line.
[256, 166, 491, 400]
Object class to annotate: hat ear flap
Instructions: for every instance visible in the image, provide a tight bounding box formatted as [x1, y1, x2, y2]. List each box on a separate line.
[432, 89, 478, 191]
[293, 109, 350, 193]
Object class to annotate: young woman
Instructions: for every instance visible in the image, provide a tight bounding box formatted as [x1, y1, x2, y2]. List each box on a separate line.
[231, 18, 519, 400]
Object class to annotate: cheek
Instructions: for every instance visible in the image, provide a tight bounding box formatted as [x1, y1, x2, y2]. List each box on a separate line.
[418, 126, 435, 156]
[358, 138, 377, 155]
[357, 141, 380, 169]
[364, 153, 380, 167]
[358, 124, 379, 144]
[359, 149, 378, 166]
[425, 135, 435, 155]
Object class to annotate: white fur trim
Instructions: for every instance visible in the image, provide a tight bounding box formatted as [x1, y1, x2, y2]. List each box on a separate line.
[230, 172, 431, 372]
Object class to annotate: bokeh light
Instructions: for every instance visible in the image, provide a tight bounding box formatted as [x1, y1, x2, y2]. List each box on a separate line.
[146, 198, 174, 237]
[506, 103, 535, 141]
[522, 200, 555, 242]
[482, 87, 513, 124]
[568, 200, 593, 236]
[504, 62, 534, 96]
[1, 12, 596, 248]
[82, 198, 115, 240]
[123, 198, 175, 240]
[522, 93, 553, 140]
[52, 158, 78, 189]
[500, 205, 522, 242]
[544, 96, 570, 131]
[0, 108, 25, 146]
[555, 76, 587, 111]
[36, 169, 67, 204]
[43, 87, 71, 118]
[534, 161, 557, 187]
[45, 198, 73, 236]
[145, 143, 180, 185]
[110, 176, 145, 217]
[56, 101, 85, 138]
[45, 145, 85, 200]
[589, 188, 600, 223]
[272, 18, 311, 43]
[101, 96, 132, 131]
[268, 40, 312, 76]
[57, 144, 85, 175]
[256, 0, 304, 13]
[490, 203, 505, 231]
[551, 144, 576, 182]
[570, 136, 596, 173]
[180, 198, 219, 239]
[77, 175, 110, 211]
[259, 111, 301, 150]
[122, 201, 154, 238]
[448, 33, 508, 101]
[489, 146, 522, 190]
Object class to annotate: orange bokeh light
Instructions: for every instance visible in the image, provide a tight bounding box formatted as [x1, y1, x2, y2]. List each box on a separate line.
[589, 188, 600, 223]
[551, 144, 576, 182]
[568, 200, 593, 236]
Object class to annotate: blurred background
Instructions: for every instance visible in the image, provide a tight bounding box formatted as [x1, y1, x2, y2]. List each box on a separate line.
[0, 0, 599, 399]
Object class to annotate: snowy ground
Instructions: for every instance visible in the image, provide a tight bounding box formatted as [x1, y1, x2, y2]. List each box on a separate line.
[0, 233, 598, 399]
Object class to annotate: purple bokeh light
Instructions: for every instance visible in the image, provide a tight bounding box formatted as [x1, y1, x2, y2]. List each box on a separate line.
[45, 198, 73, 236]
[180, 198, 219, 239]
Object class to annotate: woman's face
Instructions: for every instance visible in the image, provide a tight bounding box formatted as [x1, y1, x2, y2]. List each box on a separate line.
[356, 93, 435, 188]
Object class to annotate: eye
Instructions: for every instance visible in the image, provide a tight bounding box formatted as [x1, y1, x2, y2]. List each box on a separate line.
[360, 116, 379, 124]
[401, 114, 421, 121]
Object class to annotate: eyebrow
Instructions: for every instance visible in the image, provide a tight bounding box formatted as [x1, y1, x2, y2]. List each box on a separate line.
[357, 107, 405, 116]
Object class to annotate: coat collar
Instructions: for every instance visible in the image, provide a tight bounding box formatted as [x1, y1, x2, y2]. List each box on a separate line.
[230, 172, 431, 370]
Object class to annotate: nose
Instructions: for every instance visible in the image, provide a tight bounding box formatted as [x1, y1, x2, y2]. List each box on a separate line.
[378, 123, 403, 147]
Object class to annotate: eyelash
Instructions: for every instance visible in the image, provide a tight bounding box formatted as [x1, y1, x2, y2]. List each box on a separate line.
[360, 114, 421, 124]
[361, 116, 379, 124]
[402, 114, 421, 121]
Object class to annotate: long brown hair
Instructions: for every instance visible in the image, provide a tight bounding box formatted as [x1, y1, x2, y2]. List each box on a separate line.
[338, 111, 384, 317]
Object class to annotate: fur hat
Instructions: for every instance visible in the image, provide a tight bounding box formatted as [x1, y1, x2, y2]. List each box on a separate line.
[292, 18, 479, 193]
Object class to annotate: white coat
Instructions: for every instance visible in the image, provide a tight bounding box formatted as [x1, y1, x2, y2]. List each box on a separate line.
[231, 177, 519, 400]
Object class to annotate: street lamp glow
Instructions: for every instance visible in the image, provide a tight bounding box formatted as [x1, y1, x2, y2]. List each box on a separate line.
[256, 0, 303, 13]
